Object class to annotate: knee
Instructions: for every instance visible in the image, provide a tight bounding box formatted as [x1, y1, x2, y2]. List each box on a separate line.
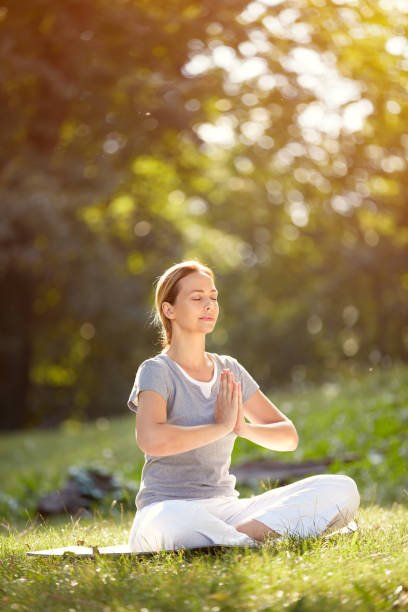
[149, 500, 201, 536]
[339, 475, 360, 514]
[323, 474, 360, 514]
[130, 500, 206, 551]
[308, 474, 360, 514]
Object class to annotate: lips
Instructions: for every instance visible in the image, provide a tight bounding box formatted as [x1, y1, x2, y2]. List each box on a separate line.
[200, 317, 214, 321]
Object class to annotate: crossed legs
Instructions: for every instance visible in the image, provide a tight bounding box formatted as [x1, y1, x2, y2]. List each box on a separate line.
[128, 474, 360, 552]
[232, 474, 360, 541]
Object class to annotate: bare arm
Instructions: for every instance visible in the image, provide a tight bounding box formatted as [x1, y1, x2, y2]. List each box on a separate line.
[135, 369, 239, 456]
[234, 389, 298, 451]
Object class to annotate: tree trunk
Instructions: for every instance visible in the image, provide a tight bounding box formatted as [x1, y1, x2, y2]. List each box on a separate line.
[0, 270, 32, 430]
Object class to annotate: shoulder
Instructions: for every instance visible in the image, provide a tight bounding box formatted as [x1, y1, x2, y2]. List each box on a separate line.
[212, 353, 240, 370]
[136, 354, 171, 377]
[212, 353, 256, 378]
[140, 354, 168, 367]
[135, 355, 175, 398]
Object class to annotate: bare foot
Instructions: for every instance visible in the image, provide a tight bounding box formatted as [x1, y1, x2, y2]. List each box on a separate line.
[235, 519, 280, 542]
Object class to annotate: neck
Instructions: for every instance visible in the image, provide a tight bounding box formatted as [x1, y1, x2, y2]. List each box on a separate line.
[163, 330, 209, 371]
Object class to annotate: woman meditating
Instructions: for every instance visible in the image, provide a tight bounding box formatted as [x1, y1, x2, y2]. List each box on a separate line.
[127, 260, 359, 552]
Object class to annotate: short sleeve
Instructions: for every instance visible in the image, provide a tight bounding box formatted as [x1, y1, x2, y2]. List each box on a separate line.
[127, 359, 170, 414]
[230, 357, 260, 404]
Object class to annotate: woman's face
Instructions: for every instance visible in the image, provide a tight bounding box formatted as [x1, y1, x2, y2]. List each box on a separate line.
[163, 271, 219, 335]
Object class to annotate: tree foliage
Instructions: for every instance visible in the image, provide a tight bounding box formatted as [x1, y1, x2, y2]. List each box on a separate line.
[1, 0, 407, 428]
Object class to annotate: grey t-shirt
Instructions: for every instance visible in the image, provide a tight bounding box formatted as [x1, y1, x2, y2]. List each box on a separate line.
[127, 352, 260, 510]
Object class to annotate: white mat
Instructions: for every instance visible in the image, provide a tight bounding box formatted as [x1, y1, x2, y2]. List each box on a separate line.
[26, 523, 357, 557]
[27, 544, 133, 557]
[26, 543, 241, 557]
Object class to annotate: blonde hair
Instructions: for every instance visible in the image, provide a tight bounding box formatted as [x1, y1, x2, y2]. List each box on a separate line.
[152, 260, 215, 350]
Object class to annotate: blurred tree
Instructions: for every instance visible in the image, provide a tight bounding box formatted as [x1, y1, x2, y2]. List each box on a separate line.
[1, 0, 407, 429]
[0, 0, 249, 427]
[180, 0, 408, 383]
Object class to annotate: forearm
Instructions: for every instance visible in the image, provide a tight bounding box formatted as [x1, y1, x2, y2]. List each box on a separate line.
[136, 422, 229, 456]
[237, 420, 298, 451]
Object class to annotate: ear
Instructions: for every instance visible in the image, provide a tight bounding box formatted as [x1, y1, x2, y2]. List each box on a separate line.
[162, 301, 174, 319]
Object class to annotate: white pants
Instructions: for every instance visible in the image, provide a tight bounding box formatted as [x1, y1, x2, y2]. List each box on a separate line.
[128, 474, 360, 552]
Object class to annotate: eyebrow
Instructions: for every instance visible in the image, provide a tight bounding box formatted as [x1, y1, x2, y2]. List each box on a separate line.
[188, 289, 218, 294]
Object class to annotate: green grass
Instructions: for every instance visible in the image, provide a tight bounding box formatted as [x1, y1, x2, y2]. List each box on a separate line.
[1, 505, 408, 611]
[1, 363, 408, 610]
[232, 362, 408, 506]
[1, 362, 407, 520]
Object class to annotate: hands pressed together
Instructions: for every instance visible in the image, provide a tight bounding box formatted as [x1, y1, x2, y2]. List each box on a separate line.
[214, 369, 245, 436]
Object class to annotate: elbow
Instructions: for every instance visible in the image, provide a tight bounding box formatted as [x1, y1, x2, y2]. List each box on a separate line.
[135, 428, 146, 453]
[136, 431, 167, 456]
[287, 423, 299, 451]
[290, 434, 299, 450]
[136, 431, 156, 455]
[137, 440, 163, 456]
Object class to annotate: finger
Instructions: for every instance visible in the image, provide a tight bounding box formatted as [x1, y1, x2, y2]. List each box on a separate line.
[232, 380, 239, 400]
[221, 371, 228, 400]
[219, 370, 224, 386]
[228, 371, 234, 400]
[234, 382, 241, 413]
[232, 374, 237, 399]
[220, 370, 230, 399]
[238, 382, 243, 414]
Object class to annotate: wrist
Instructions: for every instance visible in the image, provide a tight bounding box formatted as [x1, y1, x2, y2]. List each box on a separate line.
[233, 421, 248, 438]
[215, 422, 231, 435]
